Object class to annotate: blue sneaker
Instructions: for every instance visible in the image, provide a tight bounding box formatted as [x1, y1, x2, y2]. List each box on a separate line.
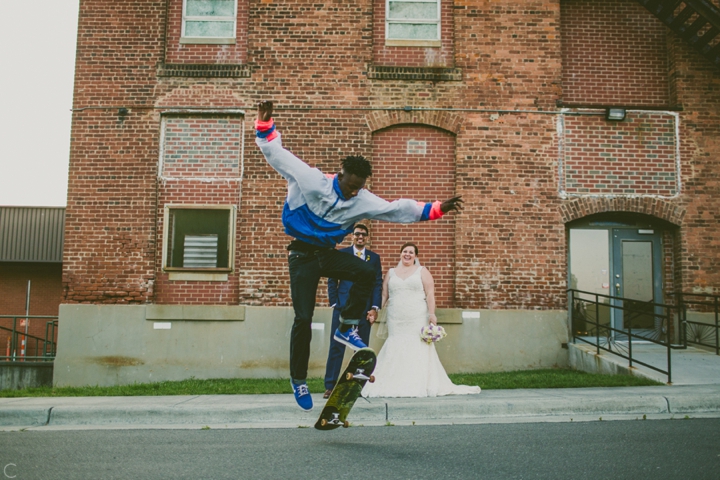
[333, 326, 367, 351]
[291, 381, 313, 411]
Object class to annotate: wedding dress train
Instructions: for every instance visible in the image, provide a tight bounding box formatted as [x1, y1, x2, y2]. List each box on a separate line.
[362, 266, 481, 398]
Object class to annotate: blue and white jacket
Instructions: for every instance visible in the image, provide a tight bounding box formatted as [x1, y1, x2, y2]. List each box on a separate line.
[255, 118, 445, 248]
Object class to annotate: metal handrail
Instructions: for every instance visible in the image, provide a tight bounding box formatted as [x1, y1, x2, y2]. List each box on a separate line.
[568, 289, 677, 383]
[0, 315, 58, 362]
[667, 292, 720, 355]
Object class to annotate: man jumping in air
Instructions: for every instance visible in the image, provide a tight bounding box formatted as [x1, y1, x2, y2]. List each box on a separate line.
[255, 100, 463, 411]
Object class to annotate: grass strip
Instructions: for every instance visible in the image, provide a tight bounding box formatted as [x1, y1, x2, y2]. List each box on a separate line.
[450, 369, 662, 390]
[0, 369, 661, 398]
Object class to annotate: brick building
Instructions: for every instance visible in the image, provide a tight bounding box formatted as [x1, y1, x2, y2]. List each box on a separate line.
[0, 207, 64, 358]
[56, 0, 720, 386]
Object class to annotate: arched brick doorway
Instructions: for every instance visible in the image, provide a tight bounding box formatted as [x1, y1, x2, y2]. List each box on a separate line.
[369, 124, 457, 308]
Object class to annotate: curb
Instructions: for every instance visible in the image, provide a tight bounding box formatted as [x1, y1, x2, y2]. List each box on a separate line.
[2, 385, 720, 429]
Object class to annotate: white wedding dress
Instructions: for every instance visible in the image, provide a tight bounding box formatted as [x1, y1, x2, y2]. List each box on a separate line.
[362, 266, 481, 398]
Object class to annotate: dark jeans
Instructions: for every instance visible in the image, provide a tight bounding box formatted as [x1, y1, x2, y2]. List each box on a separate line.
[288, 248, 375, 382]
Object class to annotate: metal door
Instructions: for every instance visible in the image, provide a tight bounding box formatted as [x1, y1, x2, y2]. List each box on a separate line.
[611, 228, 663, 340]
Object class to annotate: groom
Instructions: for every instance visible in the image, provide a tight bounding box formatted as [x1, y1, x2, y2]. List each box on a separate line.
[324, 223, 383, 398]
[254, 99, 463, 411]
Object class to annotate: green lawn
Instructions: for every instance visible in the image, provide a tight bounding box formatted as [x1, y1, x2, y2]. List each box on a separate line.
[0, 369, 662, 398]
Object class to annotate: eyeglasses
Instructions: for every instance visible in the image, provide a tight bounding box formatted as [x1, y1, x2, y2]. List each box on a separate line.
[353, 232, 367, 237]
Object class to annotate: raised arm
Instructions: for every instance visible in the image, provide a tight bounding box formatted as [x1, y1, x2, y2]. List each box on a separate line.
[254, 100, 330, 189]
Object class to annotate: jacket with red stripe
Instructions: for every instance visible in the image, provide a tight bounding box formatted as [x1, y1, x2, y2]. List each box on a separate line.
[255, 119, 445, 248]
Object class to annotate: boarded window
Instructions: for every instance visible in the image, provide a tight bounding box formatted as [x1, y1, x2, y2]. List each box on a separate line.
[164, 207, 234, 271]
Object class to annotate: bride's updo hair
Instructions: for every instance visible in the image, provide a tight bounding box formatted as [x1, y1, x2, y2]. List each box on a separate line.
[399, 242, 418, 255]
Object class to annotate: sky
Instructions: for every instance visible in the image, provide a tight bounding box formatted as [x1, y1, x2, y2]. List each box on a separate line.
[0, 1, 79, 207]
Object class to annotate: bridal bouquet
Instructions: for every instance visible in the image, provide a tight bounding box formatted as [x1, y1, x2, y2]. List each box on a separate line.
[420, 324, 447, 344]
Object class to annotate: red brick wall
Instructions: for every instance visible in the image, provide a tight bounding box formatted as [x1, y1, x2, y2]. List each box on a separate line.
[0, 263, 61, 356]
[561, 0, 670, 106]
[563, 112, 678, 196]
[454, 113, 566, 310]
[161, 116, 242, 177]
[371, 125, 456, 308]
[666, 21, 720, 294]
[454, 2, 562, 110]
[64, 0, 720, 312]
[64, 109, 158, 303]
[65, 1, 164, 303]
[154, 114, 243, 306]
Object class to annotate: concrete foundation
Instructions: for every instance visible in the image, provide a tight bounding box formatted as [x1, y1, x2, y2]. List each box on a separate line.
[0, 362, 54, 390]
[54, 304, 569, 387]
[568, 343, 659, 382]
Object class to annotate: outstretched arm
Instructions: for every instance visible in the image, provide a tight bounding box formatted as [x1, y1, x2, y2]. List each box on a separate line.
[417, 195, 463, 221]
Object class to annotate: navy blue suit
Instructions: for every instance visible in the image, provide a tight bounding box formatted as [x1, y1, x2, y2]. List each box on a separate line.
[325, 247, 382, 390]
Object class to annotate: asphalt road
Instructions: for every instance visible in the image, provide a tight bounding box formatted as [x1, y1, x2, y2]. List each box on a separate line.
[1, 419, 718, 479]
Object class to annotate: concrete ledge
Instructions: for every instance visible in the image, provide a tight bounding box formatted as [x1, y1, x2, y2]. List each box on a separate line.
[145, 305, 245, 321]
[0, 362, 54, 391]
[568, 343, 665, 383]
[435, 309, 463, 324]
[54, 304, 568, 387]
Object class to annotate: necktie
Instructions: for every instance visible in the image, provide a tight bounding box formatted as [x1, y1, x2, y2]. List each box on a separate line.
[356, 251, 363, 259]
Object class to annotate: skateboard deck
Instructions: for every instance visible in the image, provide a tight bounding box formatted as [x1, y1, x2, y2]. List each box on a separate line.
[314, 347, 376, 430]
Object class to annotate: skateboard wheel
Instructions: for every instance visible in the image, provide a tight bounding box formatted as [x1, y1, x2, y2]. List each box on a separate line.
[345, 372, 354, 381]
[321, 419, 328, 427]
[369, 375, 375, 383]
[343, 421, 349, 428]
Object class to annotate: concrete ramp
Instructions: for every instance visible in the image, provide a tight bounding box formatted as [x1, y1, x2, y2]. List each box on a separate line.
[570, 342, 720, 385]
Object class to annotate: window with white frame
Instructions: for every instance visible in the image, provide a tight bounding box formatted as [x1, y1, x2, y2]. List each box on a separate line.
[386, 0, 440, 46]
[163, 206, 235, 271]
[181, 0, 237, 44]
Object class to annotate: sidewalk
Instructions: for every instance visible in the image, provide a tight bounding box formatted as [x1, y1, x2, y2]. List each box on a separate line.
[2, 345, 719, 431]
[2, 383, 720, 431]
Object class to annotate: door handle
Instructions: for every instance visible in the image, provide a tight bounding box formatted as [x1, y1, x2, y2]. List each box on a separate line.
[615, 283, 621, 292]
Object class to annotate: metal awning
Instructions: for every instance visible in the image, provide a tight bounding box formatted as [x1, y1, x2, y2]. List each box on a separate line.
[0, 207, 65, 263]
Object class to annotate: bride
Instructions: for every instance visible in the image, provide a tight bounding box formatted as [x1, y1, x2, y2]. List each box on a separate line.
[362, 242, 481, 398]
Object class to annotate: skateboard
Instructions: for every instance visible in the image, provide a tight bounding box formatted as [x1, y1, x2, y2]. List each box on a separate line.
[314, 347, 377, 430]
